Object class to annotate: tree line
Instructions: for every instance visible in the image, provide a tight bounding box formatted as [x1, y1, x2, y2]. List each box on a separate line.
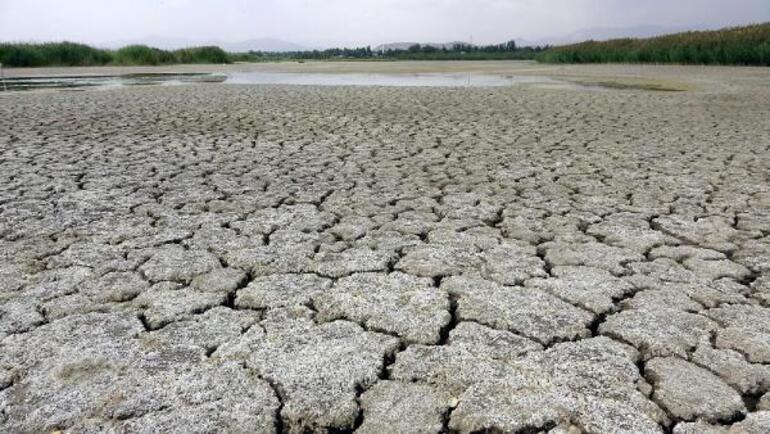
[233, 41, 546, 62]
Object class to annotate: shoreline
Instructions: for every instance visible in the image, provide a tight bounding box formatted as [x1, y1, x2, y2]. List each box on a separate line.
[5, 62, 768, 95]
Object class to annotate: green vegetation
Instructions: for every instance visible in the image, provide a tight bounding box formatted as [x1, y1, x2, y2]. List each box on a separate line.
[0, 40, 542, 67]
[4, 24, 769, 68]
[0, 42, 111, 67]
[173, 46, 229, 64]
[238, 42, 544, 61]
[113, 45, 175, 65]
[0, 42, 231, 67]
[538, 23, 770, 66]
[387, 42, 542, 60]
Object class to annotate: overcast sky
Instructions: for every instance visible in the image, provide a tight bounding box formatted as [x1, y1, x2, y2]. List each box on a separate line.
[1, 0, 769, 47]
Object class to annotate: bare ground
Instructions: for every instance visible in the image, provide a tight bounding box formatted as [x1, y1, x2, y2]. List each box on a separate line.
[1, 64, 770, 433]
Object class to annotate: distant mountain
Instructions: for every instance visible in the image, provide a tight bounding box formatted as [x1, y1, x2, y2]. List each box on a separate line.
[516, 25, 697, 47]
[99, 37, 193, 50]
[219, 38, 310, 53]
[375, 28, 690, 51]
[101, 37, 310, 52]
[373, 41, 471, 52]
[569, 25, 691, 41]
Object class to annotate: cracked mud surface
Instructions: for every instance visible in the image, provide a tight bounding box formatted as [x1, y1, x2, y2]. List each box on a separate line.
[1, 64, 770, 433]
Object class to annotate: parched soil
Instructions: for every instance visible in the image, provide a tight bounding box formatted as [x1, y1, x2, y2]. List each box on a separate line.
[1, 65, 770, 433]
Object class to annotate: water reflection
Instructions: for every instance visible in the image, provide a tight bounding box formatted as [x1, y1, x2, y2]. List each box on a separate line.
[225, 71, 576, 88]
[1, 71, 606, 92]
[1, 73, 226, 91]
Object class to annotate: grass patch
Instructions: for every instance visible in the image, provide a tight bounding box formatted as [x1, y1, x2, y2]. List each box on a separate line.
[537, 23, 770, 66]
[0, 42, 231, 67]
[0, 42, 111, 67]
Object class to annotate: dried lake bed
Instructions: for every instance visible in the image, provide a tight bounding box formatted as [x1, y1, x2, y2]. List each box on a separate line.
[1, 62, 770, 433]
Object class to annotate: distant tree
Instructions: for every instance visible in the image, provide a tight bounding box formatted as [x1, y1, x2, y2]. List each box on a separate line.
[421, 45, 438, 53]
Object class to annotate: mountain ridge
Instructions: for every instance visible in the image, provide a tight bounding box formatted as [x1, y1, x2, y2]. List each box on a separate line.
[100, 36, 311, 52]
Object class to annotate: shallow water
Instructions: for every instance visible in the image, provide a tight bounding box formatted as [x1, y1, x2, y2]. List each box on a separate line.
[0, 73, 226, 91]
[0, 71, 605, 92]
[225, 71, 587, 88]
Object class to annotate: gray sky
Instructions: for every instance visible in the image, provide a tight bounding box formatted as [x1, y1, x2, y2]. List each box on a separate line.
[1, 0, 769, 47]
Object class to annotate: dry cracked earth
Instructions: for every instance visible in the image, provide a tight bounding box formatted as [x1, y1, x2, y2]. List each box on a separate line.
[1, 67, 770, 434]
